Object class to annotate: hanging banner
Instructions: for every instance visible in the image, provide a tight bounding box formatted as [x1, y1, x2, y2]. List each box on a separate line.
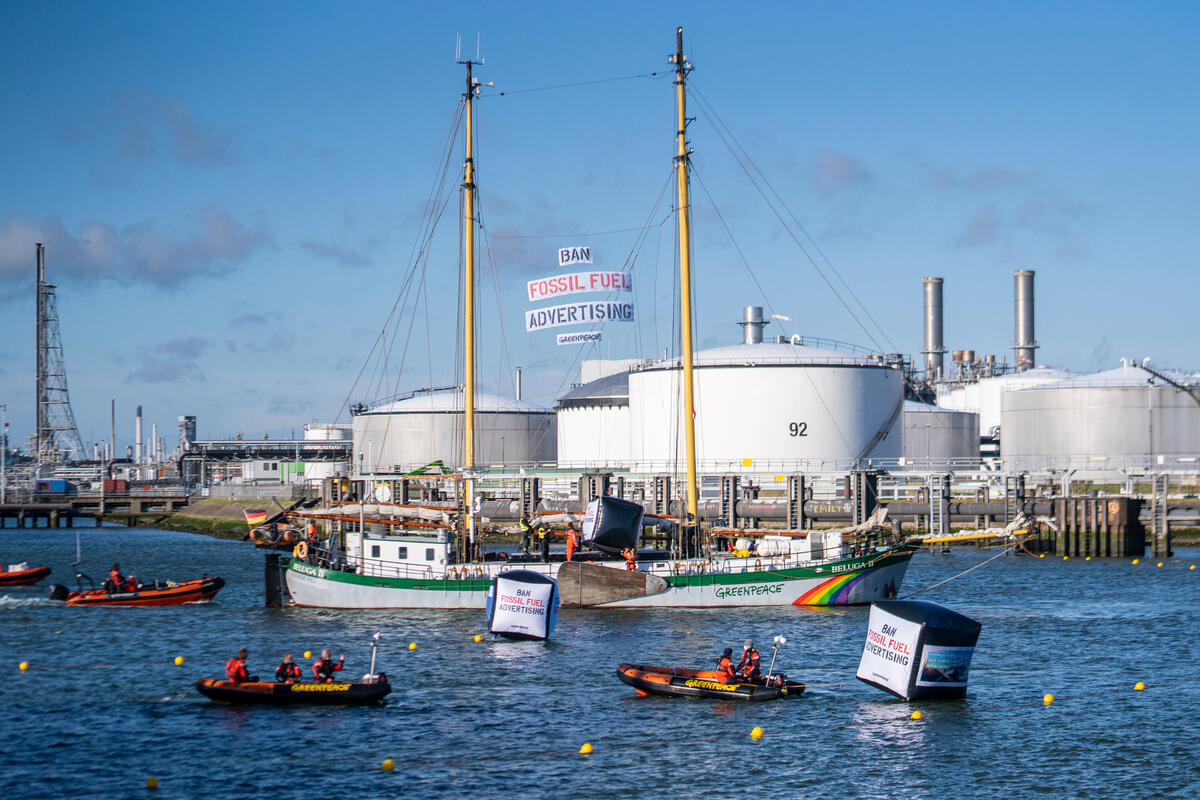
[557, 331, 602, 346]
[557, 246, 593, 267]
[526, 301, 635, 332]
[528, 271, 633, 302]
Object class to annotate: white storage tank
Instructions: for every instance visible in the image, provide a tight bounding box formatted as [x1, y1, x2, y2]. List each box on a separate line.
[353, 388, 556, 471]
[627, 332, 903, 473]
[555, 371, 631, 468]
[936, 366, 1070, 435]
[1000, 363, 1200, 474]
[901, 401, 980, 463]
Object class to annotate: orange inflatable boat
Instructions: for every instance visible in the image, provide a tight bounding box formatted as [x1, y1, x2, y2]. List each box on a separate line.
[616, 663, 804, 701]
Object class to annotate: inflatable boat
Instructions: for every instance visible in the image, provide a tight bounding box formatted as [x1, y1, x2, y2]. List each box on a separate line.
[0, 564, 51, 586]
[249, 526, 302, 549]
[48, 576, 226, 606]
[196, 678, 391, 705]
[616, 663, 805, 701]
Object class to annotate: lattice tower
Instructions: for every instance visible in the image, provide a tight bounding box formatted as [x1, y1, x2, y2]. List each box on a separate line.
[36, 243, 85, 462]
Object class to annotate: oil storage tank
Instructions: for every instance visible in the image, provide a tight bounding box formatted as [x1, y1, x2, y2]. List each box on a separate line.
[1000, 363, 1200, 475]
[936, 367, 1070, 435]
[626, 308, 903, 473]
[555, 370, 631, 468]
[352, 388, 556, 471]
[901, 401, 979, 463]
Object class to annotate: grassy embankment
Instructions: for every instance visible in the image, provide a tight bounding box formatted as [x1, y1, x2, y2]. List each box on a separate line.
[155, 499, 267, 540]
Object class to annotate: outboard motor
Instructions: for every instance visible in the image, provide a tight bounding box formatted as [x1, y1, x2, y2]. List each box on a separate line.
[48, 584, 70, 601]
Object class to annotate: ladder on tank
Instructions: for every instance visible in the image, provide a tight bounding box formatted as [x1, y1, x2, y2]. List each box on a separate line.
[928, 474, 950, 538]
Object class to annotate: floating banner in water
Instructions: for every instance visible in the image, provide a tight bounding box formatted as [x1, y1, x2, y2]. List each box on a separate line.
[856, 600, 982, 701]
[527, 271, 633, 302]
[557, 331, 602, 346]
[557, 246, 593, 267]
[525, 301, 635, 332]
[486, 570, 560, 641]
[581, 496, 644, 554]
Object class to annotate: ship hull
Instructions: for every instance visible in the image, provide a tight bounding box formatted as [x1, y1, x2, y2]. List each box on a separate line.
[284, 549, 914, 610]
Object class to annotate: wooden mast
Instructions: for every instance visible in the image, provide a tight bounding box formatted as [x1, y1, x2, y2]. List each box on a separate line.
[672, 27, 700, 537]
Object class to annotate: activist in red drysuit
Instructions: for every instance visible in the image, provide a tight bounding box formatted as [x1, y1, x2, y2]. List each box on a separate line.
[225, 648, 252, 683]
[716, 648, 737, 683]
[738, 640, 762, 682]
[565, 526, 580, 562]
[312, 649, 345, 683]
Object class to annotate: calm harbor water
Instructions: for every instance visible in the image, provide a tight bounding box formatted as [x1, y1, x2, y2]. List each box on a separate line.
[2, 525, 1197, 799]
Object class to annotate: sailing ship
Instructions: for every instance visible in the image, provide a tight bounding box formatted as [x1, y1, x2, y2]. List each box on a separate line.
[284, 28, 915, 610]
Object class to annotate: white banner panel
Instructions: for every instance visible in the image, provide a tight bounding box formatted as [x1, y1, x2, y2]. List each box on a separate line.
[527, 271, 633, 302]
[557, 331, 602, 346]
[525, 301, 635, 332]
[489, 576, 554, 638]
[856, 605, 923, 698]
[557, 246, 593, 267]
[580, 498, 600, 542]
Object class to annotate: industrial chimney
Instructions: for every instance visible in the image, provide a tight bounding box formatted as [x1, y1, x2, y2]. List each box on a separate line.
[921, 277, 945, 380]
[135, 405, 143, 464]
[1012, 270, 1038, 371]
[738, 306, 768, 345]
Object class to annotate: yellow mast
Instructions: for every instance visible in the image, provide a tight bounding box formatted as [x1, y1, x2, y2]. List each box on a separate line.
[460, 55, 481, 556]
[461, 58, 478, 474]
[671, 27, 699, 535]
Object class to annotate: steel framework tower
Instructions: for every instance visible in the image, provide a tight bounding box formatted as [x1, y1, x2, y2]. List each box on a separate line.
[35, 243, 85, 463]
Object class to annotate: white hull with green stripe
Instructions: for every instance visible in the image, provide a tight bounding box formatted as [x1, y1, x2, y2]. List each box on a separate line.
[284, 546, 915, 610]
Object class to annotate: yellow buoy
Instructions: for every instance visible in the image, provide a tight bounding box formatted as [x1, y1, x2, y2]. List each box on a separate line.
[146, 777, 159, 790]
[408, 642, 417, 651]
[1156, 562, 1163, 568]
[381, 758, 395, 772]
[1062, 556, 1069, 560]
[473, 634, 483, 643]
[579, 743, 593, 755]
[1038, 554, 1045, 558]
[174, 656, 184, 666]
[1134, 682, 1145, 691]
[1190, 564, 1196, 571]
[910, 710, 923, 720]
[750, 726, 764, 739]
[1085, 556, 1091, 561]
[1132, 558, 1139, 565]
[304, 650, 312, 659]
[18, 661, 28, 671]
[1043, 693, 1054, 705]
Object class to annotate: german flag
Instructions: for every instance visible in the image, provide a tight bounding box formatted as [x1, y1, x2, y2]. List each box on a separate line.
[244, 509, 269, 527]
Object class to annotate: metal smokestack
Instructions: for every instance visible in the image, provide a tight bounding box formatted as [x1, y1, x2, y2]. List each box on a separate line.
[921, 277, 945, 380]
[738, 305, 767, 345]
[1012, 269, 1038, 371]
[135, 405, 143, 464]
[151, 422, 157, 463]
[515, 367, 523, 401]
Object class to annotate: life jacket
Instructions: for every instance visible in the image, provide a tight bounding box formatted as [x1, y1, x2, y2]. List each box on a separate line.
[313, 657, 343, 681]
[275, 662, 301, 682]
[624, 552, 637, 571]
[126, 576, 138, 592]
[519, 519, 532, 533]
[109, 569, 123, 587]
[739, 649, 761, 677]
[225, 657, 249, 683]
[306, 523, 317, 543]
[717, 656, 736, 683]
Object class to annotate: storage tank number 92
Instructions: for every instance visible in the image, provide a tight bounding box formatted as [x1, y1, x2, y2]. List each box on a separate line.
[788, 422, 809, 437]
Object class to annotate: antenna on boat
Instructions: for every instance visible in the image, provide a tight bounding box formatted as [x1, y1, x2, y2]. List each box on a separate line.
[671, 26, 700, 554]
[366, 632, 381, 682]
[767, 634, 786, 679]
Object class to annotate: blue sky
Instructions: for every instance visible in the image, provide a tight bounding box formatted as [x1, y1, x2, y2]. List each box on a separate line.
[2, 1, 1198, 452]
